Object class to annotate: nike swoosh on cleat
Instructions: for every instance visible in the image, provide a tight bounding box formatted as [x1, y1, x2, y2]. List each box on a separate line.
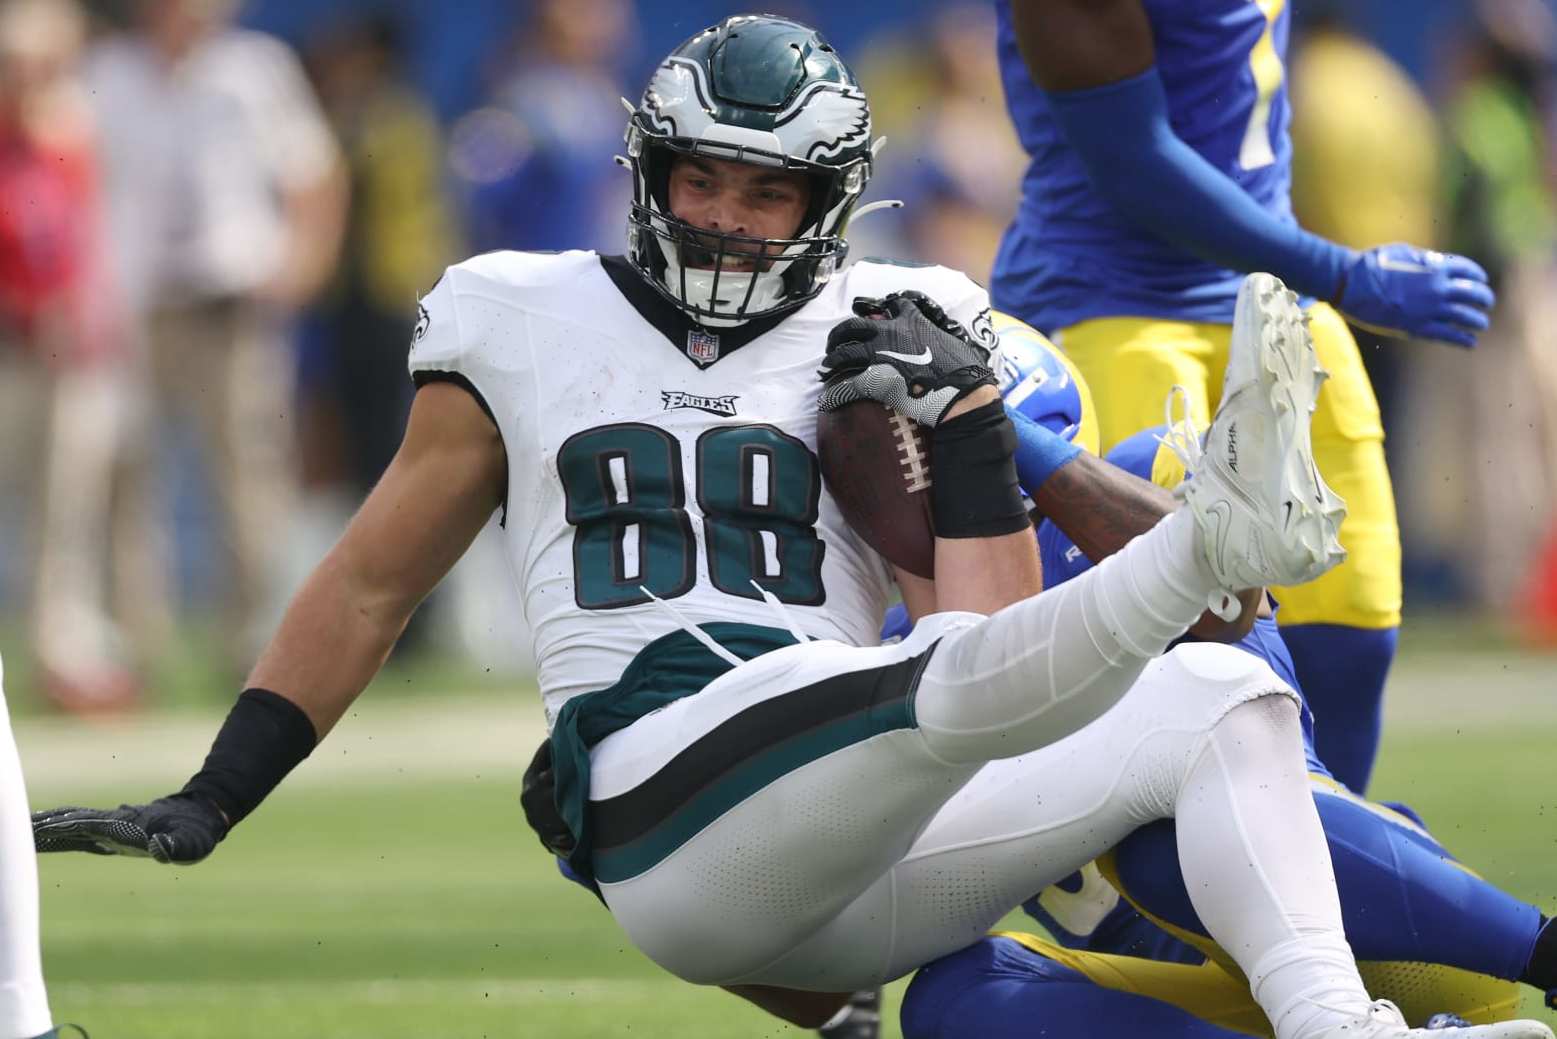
[878, 348, 934, 364]
[1206, 500, 1234, 575]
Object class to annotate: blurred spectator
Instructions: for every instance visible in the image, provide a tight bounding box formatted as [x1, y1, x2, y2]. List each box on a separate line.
[1286, 8, 1444, 595]
[300, 15, 458, 503]
[1398, 0, 1557, 623]
[0, 0, 134, 711]
[1290, 9, 1443, 254]
[851, 5, 1025, 276]
[448, 0, 632, 254]
[437, 0, 634, 671]
[84, 0, 347, 681]
[291, 14, 459, 658]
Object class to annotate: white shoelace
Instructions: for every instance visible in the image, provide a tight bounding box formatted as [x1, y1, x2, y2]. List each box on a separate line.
[635, 581, 812, 671]
[748, 579, 813, 645]
[1154, 384, 1205, 490]
[637, 585, 745, 667]
[1154, 385, 1242, 623]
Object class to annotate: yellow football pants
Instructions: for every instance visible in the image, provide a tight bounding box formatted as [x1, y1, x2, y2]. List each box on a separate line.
[993, 930, 1522, 1036]
[1054, 303, 1401, 629]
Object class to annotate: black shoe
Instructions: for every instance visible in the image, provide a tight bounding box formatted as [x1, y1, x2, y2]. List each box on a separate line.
[31, 1026, 89, 1039]
[819, 988, 880, 1039]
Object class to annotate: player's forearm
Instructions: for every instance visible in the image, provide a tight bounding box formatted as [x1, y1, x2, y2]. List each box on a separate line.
[1031, 449, 1173, 560]
[930, 388, 1043, 613]
[1046, 68, 1350, 301]
[247, 546, 416, 739]
[245, 380, 504, 738]
[1033, 451, 1258, 639]
[934, 528, 1043, 614]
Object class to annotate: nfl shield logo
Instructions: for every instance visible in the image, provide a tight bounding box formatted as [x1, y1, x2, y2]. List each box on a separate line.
[686, 330, 721, 365]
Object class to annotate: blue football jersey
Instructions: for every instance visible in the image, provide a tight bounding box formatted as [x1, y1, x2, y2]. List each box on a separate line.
[991, 0, 1296, 331]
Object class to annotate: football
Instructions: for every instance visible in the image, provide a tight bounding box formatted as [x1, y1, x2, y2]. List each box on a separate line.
[816, 400, 936, 578]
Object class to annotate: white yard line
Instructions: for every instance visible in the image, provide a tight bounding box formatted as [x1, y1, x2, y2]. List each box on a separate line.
[13, 652, 1553, 800]
[15, 692, 548, 799]
[1382, 654, 1557, 730]
[49, 976, 675, 1006]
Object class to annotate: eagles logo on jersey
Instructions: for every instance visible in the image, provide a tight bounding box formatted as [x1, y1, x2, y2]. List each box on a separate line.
[622, 16, 879, 327]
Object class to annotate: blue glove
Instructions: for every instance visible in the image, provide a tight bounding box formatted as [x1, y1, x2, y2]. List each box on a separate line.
[1335, 244, 1495, 348]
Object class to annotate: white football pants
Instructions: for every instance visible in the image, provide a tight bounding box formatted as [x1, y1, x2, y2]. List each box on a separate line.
[0, 657, 53, 1039]
[591, 512, 1373, 1039]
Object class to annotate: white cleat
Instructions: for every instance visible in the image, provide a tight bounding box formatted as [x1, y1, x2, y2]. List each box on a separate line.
[1306, 999, 1555, 1039]
[1171, 272, 1346, 593]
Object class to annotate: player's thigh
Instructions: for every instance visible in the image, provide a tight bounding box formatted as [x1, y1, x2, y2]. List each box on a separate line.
[1054, 317, 1219, 453]
[592, 614, 985, 987]
[1270, 304, 1401, 628]
[746, 644, 1300, 990]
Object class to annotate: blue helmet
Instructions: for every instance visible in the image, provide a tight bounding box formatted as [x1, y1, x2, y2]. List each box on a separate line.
[991, 312, 1099, 455]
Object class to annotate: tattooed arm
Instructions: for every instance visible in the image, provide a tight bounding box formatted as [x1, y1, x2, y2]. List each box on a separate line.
[1031, 451, 1263, 640]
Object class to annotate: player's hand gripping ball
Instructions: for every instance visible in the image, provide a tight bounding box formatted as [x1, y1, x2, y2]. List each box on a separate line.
[817, 291, 996, 428]
[816, 292, 993, 578]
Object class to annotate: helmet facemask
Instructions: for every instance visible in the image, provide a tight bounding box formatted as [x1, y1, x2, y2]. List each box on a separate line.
[626, 126, 866, 327]
[621, 19, 878, 328]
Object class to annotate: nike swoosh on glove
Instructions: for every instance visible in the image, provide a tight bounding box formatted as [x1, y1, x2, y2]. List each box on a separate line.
[817, 291, 995, 427]
[1336, 243, 1496, 348]
[33, 793, 230, 865]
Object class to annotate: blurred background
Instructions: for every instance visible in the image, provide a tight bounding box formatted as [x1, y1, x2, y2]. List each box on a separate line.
[1, 0, 1556, 713]
[6, 2, 1557, 1036]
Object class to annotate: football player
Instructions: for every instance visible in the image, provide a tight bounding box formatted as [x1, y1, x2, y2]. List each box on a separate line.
[991, 0, 1498, 793]
[0, 655, 82, 1039]
[885, 344, 1557, 1035]
[29, 16, 1547, 1039]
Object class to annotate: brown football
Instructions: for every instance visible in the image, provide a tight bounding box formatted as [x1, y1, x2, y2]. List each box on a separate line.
[816, 400, 935, 578]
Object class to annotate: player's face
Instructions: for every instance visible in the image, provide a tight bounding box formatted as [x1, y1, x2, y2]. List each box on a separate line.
[666, 155, 812, 272]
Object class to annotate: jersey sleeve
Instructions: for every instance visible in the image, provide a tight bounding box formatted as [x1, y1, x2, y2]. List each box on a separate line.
[408, 271, 462, 377]
[847, 259, 999, 357]
[407, 270, 497, 419]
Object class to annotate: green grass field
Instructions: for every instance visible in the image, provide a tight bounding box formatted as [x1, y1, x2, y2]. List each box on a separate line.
[18, 635, 1557, 1038]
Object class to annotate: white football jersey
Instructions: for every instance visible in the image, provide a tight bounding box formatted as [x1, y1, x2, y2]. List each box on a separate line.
[409, 250, 996, 726]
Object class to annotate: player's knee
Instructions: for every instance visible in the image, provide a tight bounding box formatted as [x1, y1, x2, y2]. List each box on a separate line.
[1210, 692, 1304, 764]
[1227, 690, 1301, 730]
[1155, 643, 1299, 727]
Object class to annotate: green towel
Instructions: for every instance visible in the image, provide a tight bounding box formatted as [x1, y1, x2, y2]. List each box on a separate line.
[550, 622, 799, 886]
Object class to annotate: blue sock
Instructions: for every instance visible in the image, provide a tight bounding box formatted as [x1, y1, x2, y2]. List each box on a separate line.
[1279, 623, 1397, 793]
[1112, 792, 1545, 982]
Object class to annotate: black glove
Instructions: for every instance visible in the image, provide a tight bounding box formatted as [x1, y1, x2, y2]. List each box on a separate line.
[818, 291, 995, 427]
[521, 738, 576, 858]
[33, 793, 229, 865]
